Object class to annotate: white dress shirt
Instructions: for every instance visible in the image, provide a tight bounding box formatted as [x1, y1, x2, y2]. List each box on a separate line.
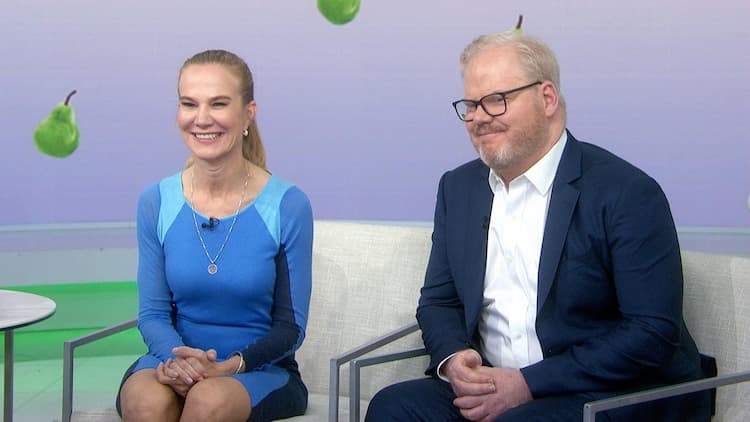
[437, 131, 567, 379]
[480, 132, 567, 368]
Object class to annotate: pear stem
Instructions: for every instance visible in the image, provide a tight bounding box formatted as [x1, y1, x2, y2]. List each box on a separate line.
[515, 14, 524, 31]
[64, 90, 77, 106]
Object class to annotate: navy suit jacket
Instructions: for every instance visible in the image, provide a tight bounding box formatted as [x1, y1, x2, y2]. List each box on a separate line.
[417, 131, 704, 398]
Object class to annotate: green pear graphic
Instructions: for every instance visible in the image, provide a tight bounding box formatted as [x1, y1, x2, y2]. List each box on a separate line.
[513, 15, 524, 33]
[318, 0, 360, 25]
[34, 90, 79, 158]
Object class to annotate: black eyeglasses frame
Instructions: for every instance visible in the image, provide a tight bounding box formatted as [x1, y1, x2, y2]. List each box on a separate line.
[451, 81, 542, 122]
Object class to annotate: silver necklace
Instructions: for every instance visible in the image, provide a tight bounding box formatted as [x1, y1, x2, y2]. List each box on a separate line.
[189, 167, 249, 275]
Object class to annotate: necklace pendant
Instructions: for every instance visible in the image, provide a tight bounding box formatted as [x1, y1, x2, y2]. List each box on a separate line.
[190, 168, 249, 278]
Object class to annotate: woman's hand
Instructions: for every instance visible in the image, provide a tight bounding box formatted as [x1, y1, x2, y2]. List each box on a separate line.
[155, 359, 193, 397]
[167, 347, 213, 383]
[154, 347, 214, 395]
[153, 346, 240, 396]
[171, 346, 238, 378]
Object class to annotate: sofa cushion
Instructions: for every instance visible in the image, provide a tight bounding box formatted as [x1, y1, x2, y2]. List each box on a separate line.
[681, 251, 750, 421]
[298, 221, 431, 401]
[68, 228, 750, 421]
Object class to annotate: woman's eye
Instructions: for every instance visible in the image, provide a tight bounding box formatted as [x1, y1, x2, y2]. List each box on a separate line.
[212, 102, 227, 108]
[180, 101, 196, 108]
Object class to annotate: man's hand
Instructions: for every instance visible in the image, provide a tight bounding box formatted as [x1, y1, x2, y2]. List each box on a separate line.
[443, 349, 496, 398]
[452, 366, 532, 421]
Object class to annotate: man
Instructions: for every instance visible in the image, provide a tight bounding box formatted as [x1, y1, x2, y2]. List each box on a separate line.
[365, 30, 713, 421]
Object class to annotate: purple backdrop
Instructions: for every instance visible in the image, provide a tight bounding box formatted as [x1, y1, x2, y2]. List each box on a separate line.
[1, 0, 748, 226]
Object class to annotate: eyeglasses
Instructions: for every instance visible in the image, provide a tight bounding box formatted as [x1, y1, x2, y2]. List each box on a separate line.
[451, 81, 542, 122]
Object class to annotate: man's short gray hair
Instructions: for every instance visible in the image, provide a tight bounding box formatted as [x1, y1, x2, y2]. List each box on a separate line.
[460, 31, 566, 112]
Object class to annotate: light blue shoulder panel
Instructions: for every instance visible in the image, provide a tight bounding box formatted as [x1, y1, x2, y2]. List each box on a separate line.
[254, 175, 292, 247]
[156, 172, 186, 245]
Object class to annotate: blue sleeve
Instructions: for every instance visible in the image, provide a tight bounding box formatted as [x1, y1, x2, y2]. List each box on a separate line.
[240, 186, 313, 371]
[135, 184, 185, 361]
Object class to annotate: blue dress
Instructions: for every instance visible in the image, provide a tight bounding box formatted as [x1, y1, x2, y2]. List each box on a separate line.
[123, 171, 313, 417]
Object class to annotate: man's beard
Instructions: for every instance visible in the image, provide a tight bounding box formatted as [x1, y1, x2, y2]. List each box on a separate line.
[475, 117, 548, 174]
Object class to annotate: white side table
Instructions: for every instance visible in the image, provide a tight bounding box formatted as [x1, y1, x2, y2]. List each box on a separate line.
[0, 290, 56, 422]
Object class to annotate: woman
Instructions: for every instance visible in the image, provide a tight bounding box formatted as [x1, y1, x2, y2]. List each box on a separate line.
[118, 49, 313, 422]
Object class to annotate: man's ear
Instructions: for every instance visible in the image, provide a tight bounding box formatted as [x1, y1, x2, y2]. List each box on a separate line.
[540, 81, 559, 117]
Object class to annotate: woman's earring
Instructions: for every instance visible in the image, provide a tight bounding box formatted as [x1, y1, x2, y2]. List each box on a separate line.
[242, 128, 249, 137]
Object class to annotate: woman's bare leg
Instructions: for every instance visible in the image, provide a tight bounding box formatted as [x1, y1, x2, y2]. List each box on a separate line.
[120, 369, 182, 422]
[180, 376, 252, 422]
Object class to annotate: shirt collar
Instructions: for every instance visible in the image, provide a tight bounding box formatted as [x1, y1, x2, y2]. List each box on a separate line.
[488, 130, 568, 195]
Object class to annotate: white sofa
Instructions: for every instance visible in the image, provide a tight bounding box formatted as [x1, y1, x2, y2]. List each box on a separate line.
[64, 221, 750, 421]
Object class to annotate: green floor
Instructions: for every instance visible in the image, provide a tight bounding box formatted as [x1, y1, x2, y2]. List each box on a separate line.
[2, 282, 145, 362]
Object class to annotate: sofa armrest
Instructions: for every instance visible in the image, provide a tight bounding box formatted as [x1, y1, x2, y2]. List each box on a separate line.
[348, 347, 427, 421]
[328, 321, 420, 422]
[62, 318, 138, 422]
[582, 370, 750, 422]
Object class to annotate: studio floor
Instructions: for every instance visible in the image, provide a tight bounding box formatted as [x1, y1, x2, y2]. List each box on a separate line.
[2, 354, 140, 421]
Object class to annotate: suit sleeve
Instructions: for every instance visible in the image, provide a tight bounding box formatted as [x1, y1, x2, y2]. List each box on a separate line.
[238, 187, 313, 371]
[521, 174, 685, 396]
[417, 172, 477, 375]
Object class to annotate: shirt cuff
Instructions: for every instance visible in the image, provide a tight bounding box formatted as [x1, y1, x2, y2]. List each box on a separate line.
[436, 352, 458, 382]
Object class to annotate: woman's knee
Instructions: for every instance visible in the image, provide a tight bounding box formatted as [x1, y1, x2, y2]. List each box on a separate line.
[183, 383, 227, 418]
[119, 370, 180, 421]
[183, 377, 250, 422]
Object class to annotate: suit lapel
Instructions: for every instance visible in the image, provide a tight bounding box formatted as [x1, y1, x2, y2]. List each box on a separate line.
[463, 163, 493, 333]
[537, 133, 581, 312]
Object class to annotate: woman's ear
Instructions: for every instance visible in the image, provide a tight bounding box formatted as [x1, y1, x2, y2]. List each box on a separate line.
[246, 100, 257, 123]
